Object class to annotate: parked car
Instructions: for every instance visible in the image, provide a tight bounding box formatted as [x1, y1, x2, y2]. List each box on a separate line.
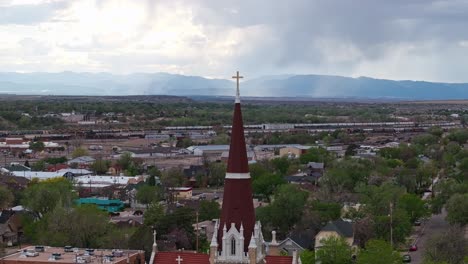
[403, 254, 411, 262]
[25, 249, 39, 257]
[409, 244, 418, 251]
[414, 219, 422, 226]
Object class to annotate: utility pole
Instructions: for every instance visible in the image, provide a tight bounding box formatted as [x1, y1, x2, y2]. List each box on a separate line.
[196, 211, 199, 252]
[390, 202, 394, 248]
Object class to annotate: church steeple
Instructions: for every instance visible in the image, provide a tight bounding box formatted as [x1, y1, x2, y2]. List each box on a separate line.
[217, 71, 256, 253]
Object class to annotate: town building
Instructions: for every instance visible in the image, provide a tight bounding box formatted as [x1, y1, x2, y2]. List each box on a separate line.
[169, 187, 193, 200]
[0, 246, 144, 264]
[279, 146, 311, 158]
[76, 197, 124, 213]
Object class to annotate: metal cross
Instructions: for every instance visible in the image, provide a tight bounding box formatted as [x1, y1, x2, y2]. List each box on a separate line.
[175, 255, 183, 264]
[232, 71, 243, 103]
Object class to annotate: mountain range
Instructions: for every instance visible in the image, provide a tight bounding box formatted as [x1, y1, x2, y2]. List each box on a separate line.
[0, 72, 468, 100]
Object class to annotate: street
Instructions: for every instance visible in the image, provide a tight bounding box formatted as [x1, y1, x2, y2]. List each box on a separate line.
[408, 209, 449, 264]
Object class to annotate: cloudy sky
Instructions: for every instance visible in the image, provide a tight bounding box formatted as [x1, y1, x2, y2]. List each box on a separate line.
[1, 0, 468, 82]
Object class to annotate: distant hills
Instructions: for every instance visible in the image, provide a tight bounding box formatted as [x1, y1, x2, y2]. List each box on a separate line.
[1, 72, 468, 100]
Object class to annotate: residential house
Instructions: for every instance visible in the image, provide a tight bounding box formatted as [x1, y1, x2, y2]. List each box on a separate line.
[67, 156, 95, 166]
[268, 229, 315, 256]
[0, 210, 21, 246]
[307, 162, 324, 183]
[315, 220, 354, 250]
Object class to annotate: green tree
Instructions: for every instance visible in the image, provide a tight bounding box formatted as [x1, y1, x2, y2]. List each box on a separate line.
[208, 162, 226, 187]
[148, 166, 162, 177]
[117, 152, 133, 171]
[146, 175, 157, 186]
[299, 147, 332, 164]
[21, 178, 75, 216]
[424, 227, 467, 264]
[90, 159, 110, 174]
[136, 185, 162, 206]
[198, 200, 220, 221]
[29, 141, 45, 152]
[257, 184, 308, 236]
[143, 202, 165, 226]
[33, 204, 114, 248]
[0, 186, 13, 209]
[300, 250, 315, 264]
[271, 157, 290, 175]
[72, 147, 88, 158]
[446, 193, 468, 226]
[398, 193, 428, 222]
[252, 173, 285, 200]
[315, 236, 352, 264]
[357, 240, 401, 264]
[161, 167, 185, 188]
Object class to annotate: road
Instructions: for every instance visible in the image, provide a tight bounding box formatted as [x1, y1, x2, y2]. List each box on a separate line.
[408, 209, 449, 264]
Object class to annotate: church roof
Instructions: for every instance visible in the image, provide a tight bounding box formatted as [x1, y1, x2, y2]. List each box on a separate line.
[153, 252, 293, 264]
[153, 252, 209, 264]
[218, 86, 256, 252]
[265, 256, 294, 264]
[226, 103, 249, 173]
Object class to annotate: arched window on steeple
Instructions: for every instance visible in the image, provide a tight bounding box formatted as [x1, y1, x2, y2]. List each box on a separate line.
[230, 237, 236, 255]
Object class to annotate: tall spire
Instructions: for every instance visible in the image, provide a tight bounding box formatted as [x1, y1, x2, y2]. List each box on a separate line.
[218, 71, 255, 252]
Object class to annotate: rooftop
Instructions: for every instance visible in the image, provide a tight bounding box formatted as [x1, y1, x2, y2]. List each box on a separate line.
[0, 246, 144, 264]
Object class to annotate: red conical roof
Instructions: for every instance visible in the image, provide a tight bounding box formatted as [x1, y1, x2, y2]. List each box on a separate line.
[218, 100, 255, 252]
[227, 103, 249, 173]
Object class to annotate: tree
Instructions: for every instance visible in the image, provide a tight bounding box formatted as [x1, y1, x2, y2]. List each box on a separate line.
[146, 175, 157, 186]
[29, 141, 45, 152]
[424, 227, 467, 264]
[90, 159, 110, 174]
[446, 193, 468, 226]
[198, 200, 220, 221]
[136, 185, 162, 206]
[300, 250, 315, 264]
[398, 193, 428, 222]
[161, 167, 185, 188]
[31, 160, 46, 171]
[117, 152, 133, 171]
[30, 204, 115, 248]
[143, 202, 165, 226]
[0, 186, 13, 209]
[21, 178, 75, 216]
[148, 167, 162, 177]
[72, 147, 88, 158]
[315, 236, 352, 264]
[252, 173, 285, 200]
[299, 147, 332, 164]
[208, 162, 226, 187]
[271, 157, 290, 175]
[257, 184, 308, 236]
[176, 138, 194, 148]
[357, 240, 401, 264]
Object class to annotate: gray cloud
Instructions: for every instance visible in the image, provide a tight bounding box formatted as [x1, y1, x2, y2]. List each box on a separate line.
[184, 0, 468, 80]
[3, 0, 468, 82]
[0, 1, 70, 25]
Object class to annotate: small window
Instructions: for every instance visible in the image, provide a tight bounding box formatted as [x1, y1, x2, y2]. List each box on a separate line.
[230, 237, 236, 255]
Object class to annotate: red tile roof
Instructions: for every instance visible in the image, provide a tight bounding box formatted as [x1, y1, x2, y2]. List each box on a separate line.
[153, 252, 293, 264]
[265, 256, 294, 264]
[154, 252, 209, 264]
